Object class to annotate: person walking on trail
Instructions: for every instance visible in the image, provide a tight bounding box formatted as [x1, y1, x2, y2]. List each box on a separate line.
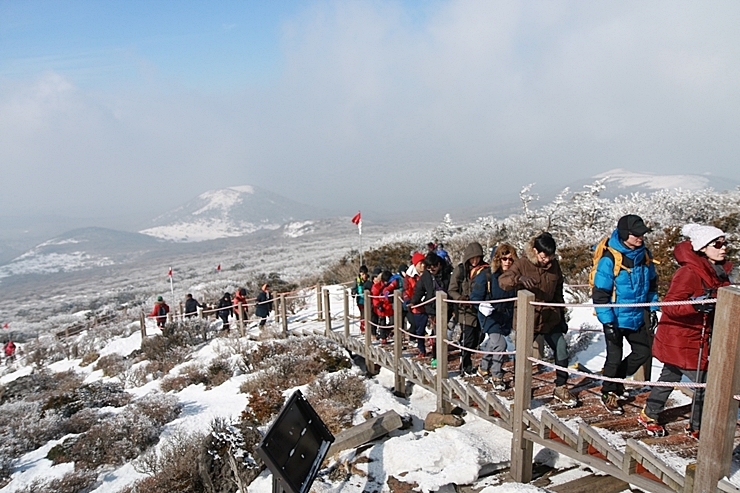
[638, 224, 732, 438]
[593, 214, 659, 415]
[449, 242, 489, 376]
[217, 292, 233, 333]
[471, 243, 518, 391]
[255, 284, 274, 327]
[352, 265, 370, 333]
[404, 253, 426, 358]
[499, 232, 578, 407]
[150, 296, 170, 329]
[184, 293, 203, 318]
[4, 340, 16, 363]
[411, 252, 452, 367]
[371, 270, 399, 344]
[233, 288, 249, 324]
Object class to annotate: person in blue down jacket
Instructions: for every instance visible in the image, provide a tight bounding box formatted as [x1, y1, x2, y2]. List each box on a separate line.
[593, 214, 659, 415]
[470, 243, 518, 391]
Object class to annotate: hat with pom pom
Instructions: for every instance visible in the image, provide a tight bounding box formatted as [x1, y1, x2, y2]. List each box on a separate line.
[681, 223, 725, 251]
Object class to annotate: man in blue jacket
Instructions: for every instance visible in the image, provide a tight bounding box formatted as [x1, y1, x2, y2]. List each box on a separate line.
[593, 214, 658, 414]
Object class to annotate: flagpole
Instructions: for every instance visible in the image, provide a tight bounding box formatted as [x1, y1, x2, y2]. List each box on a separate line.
[359, 218, 363, 267]
[169, 267, 174, 301]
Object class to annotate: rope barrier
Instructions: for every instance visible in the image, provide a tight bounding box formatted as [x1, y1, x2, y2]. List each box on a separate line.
[445, 297, 517, 305]
[530, 298, 715, 308]
[445, 339, 516, 356]
[397, 325, 436, 340]
[527, 357, 707, 389]
[409, 298, 435, 310]
[367, 319, 394, 329]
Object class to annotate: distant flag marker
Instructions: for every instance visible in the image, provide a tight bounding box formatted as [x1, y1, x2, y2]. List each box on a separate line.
[2, 323, 8, 329]
[351, 211, 363, 266]
[168, 267, 173, 278]
[217, 264, 221, 273]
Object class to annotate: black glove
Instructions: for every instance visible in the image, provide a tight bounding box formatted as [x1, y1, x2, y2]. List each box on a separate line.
[649, 311, 659, 336]
[518, 275, 537, 289]
[603, 323, 621, 345]
[691, 294, 715, 314]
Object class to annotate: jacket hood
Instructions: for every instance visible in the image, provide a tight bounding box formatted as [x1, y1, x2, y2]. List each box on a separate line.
[463, 242, 484, 264]
[674, 240, 733, 284]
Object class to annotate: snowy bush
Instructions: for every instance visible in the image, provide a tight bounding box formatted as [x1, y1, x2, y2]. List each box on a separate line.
[305, 371, 366, 434]
[13, 469, 98, 493]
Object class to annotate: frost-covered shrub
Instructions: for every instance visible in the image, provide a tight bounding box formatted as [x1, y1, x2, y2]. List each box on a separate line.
[241, 387, 284, 425]
[0, 401, 64, 458]
[23, 334, 68, 367]
[0, 369, 82, 405]
[93, 353, 129, 377]
[49, 393, 181, 469]
[79, 350, 99, 367]
[139, 335, 189, 374]
[42, 380, 131, 417]
[12, 469, 98, 493]
[202, 417, 262, 490]
[305, 371, 366, 434]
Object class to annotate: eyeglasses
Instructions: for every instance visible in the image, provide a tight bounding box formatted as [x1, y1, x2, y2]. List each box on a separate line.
[500, 257, 514, 262]
[711, 240, 728, 249]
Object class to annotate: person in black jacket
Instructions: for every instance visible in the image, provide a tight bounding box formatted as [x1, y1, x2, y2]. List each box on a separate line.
[410, 252, 451, 361]
[255, 284, 273, 327]
[217, 292, 233, 332]
[184, 293, 203, 318]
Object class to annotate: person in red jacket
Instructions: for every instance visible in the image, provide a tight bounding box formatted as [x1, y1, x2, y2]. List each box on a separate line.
[371, 270, 398, 344]
[233, 288, 249, 325]
[4, 340, 16, 362]
[404, 252, 427, 357]
[638, 224, 732, 438]
[150, 296, 170, 328]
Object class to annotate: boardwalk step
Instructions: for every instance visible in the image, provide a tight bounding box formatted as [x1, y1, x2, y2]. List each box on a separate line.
[540, 409, 578, 449]
[624, 438, 684, 491]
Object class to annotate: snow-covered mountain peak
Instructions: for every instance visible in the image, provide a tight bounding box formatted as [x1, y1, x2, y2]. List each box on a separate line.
[593, 168, 710, 191]
[140, 185, 323, 242]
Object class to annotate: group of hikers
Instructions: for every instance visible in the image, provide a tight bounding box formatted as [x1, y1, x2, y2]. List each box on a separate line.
[353, 215, 733, 439]
[150, 284, 274, 333]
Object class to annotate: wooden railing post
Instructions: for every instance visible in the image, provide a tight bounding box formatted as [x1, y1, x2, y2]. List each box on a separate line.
[280, 294, 288, 337]
[343, 288, 350, 338]
[323, 288, 331, 336]
[510, 290, 535, 484]
[237, 302, 245, 337]
[140, 311, 146, 341]
[364, 297, 375, 374]
[317, 284, 324, 321]
[393, 290, 405, 396]
[694, 286, 740, 492]
[435, 291, 451, 414]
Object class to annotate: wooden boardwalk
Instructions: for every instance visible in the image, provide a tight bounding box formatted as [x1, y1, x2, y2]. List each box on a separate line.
[301, 285, 740, 493]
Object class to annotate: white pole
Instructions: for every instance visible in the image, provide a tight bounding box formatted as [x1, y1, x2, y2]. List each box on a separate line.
[359, 216, 363, 267]
[169, 267, 175, 302]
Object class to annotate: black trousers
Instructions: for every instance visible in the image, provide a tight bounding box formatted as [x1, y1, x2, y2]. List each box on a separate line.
[645, 364, 705, 430]
[461, 324, 480, 373]
[602, 324, 651, 394]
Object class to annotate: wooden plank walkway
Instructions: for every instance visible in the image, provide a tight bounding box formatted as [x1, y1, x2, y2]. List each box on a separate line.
[311, 325, 740, 493]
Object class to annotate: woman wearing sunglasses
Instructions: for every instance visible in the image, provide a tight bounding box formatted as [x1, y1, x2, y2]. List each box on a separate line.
[639, 224, 733, 438]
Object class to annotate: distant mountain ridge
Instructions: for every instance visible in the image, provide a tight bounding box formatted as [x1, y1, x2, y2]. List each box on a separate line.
[139, 185, 324, 242]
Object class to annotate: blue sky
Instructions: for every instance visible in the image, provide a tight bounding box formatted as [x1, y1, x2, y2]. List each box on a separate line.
[1, 1, 740, 223]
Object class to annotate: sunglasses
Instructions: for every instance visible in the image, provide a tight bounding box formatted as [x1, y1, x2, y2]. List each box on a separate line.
[711, 240, 728, 249]
[500, 256, 515, 262]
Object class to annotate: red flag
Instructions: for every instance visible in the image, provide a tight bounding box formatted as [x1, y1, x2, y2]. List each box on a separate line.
[168, 267, 173, 278]
[216, 264, 221, 272]
[351, 212, 361, 225]
[2, 323, 7, 329]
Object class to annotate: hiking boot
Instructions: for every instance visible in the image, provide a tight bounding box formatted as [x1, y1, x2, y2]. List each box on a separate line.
[462, 366, 476, 377]
[491, 377, 506, 392]
[477, 367, 491, 379]
[685, 425, 700, 440]
[600, 392, 624, 415]
[553, 385, 578, 407]
[638, 408, 666, 437]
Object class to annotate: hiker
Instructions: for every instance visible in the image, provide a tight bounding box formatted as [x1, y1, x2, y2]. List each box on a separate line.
[4, 340, 16, 363]
[184, 293, 203, 318]
[352, 265, 370, 332]
[471, 243, 517, 391]
[411, 252, 452, 365]
[150, 296, 170, 328]
[404, 253, 426, 357]
[593, 214, 658, 414]
[233, 288, 249, 324]
[368, 267, 382, 338]
[448, 241, 488, 375]
[255, 284, 274, 327]
[638, 224, 732, 438]
[217, 292, 233, 332]
[436, 243, 451, 265]
[499, 232, 578, 407]
[371, 270, 399, 344]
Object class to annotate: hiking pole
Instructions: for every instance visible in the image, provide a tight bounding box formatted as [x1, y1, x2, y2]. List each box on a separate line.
[689, 311, 709, 429]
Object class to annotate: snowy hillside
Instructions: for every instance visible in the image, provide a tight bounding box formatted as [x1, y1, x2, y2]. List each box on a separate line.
[139, 185, 325, 242]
